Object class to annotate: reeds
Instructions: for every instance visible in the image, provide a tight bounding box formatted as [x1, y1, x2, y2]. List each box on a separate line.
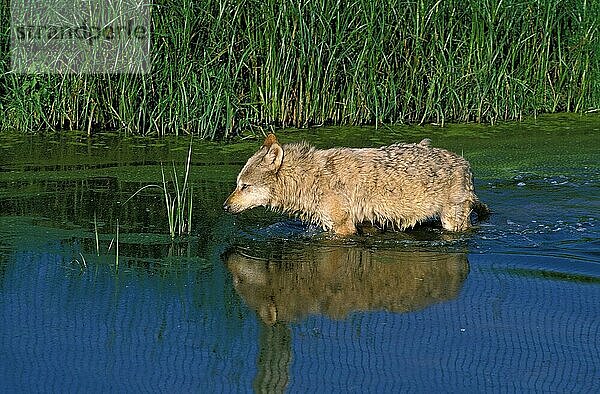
[160, 144, 194, 239]
[124, 142, 194, 239]
[1, 0, 598, 137]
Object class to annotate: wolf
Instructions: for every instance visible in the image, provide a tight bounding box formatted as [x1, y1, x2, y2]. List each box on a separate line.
[223, 134, 489, 235]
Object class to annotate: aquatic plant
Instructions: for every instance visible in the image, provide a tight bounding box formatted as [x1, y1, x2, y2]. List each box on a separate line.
[0, 0, 598, 137]
[115, 219, 120, 272]
[94, 212, 100, 256]
[124, 142, 194, 239]
[160, 145, 194, 239]
[106, 219, 121, 272]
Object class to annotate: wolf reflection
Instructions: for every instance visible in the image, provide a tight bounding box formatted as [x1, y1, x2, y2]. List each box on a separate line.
[225, 244, 469, 325]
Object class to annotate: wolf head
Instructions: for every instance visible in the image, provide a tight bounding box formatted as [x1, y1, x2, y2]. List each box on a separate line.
[223, 134, 284, 214]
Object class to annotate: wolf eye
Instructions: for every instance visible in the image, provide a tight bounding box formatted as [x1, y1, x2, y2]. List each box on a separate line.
[240, 184, 250, 191]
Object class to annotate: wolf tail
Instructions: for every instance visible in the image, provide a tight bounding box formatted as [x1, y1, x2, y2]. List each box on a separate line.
[471, 199, 491, 221]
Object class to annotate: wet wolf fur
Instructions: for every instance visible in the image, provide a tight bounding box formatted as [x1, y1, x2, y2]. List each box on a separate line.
[224, 134, 489, 235]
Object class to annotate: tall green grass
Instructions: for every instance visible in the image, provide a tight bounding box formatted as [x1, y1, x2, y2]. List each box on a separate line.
[124, 142, 194, 239]
[1, 0, 598, 137]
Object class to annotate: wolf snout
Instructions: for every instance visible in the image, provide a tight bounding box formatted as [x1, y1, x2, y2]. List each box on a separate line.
[223, 196, 239, 213]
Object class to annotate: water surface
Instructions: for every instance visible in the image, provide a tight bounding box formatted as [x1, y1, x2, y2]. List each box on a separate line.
[0, 114, 598, 392]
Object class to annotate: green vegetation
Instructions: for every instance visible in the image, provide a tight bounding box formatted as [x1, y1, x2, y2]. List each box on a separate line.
[124, 142, 194, 239]
[1, 0, 598, 138]
[159, 144, 194, 239]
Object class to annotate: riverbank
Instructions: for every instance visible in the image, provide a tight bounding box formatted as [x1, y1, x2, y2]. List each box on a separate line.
[1, 0, 598, 138]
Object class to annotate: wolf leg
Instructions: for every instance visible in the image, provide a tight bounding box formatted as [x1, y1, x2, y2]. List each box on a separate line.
[441, 202, 471, 232]
[323, 200, 357, 235]
[440, 166, 476, 232]
[332, 219, 357, 236]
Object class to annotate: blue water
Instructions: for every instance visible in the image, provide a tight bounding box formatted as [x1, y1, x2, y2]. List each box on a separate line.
[0, 118, 599, 392]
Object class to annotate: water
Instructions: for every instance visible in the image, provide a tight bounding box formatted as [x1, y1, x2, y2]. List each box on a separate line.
[0, 114, 598, 392]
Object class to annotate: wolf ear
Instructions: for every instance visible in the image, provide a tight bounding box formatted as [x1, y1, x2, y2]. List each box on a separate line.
[261, 134, 283, 171]
[262, 133, 278, 148]
[264, 142, 284, 172]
